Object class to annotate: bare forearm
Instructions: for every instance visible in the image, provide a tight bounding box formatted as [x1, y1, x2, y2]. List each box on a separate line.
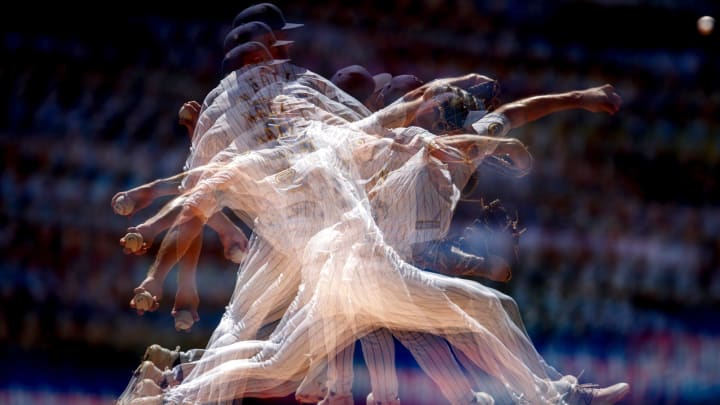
[495, 84, 621, 129]
[147, 216, 204, 281]
[495, 91, 583, 129]
[146, 174, 186, 197]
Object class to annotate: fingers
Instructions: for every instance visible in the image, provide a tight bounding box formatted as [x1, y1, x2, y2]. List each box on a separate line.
[178, 100, 201, 117]
[583, 84, 622, 115]
[120, 228, 151, 255]
[469, 73, 495, 85]
[112, 192, 135, 216]
[227, 244, 249, 264]
[130, 289, 160, 315]
[600, 84, 622, 114]
[179, 100, 202, 138]
[224, 229, 248, 264]
[172, 309, 198, 332]
[178, 101, 201, 122]
[173, 276, 200, 331]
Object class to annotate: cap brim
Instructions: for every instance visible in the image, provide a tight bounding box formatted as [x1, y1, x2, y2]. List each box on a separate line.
[272, 39, 294, 47]
[373, 73, 392, 93]
[282, 22, 304, 30]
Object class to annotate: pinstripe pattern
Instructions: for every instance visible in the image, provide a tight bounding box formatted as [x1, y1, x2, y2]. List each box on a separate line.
[183, 63, 369, 191]
[327, 339, 356, 397]
[195, 96, 511, 403]
[207, 235, 300, 348]
[359, 329, 398, 403]
[395, 331, 475, 405]
[196, 78, 397, 395]
[339, 114, 537, 404]
[357, 127, 478, 404]
[294, 126, 476, 404]
[182, 66, 373, 353]
[137, 69, 567, 404]
[165, 222, 559, 403]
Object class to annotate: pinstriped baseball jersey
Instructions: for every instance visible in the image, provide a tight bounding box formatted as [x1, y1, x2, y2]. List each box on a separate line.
[183, 62, 370, 189]
[163, 70, 556, 404]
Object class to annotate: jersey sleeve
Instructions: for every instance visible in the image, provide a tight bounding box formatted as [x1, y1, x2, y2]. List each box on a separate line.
[470, 112, 511, 138]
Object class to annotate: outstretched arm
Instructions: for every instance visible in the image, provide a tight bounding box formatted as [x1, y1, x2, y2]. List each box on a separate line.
[363, 74, 608, 133]
[494, 84, 621, 129]
[457, 84, 622, 175]
[111, 174, 186, 217]
[119, 191, 248, 261]
[111, 100, 201, 217]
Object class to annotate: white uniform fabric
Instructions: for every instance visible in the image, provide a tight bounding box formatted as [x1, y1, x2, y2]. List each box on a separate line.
[188, 63, 370, 350]
[119, 63, 567, 405]
[187, 69, 468, 404]
[182, 63, 370, 190]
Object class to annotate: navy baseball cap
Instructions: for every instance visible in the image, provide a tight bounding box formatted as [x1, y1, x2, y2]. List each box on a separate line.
[331, 65, 376, 103]
[221, 41, 288, 76]
[232, 3, 303, 30]
[223, 21, 294, 54]
[377, 74, 425, 108]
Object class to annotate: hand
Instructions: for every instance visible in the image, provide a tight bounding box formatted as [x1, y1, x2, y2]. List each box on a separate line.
[178, 100, 201, 138]
[580, 84, 622, 115]
[130, 286, 160, 315]
[223, 232, 249, 264]
[111, 192, 135, 216]
[111, 186, 156, 217]
[120, 226, 153, 255]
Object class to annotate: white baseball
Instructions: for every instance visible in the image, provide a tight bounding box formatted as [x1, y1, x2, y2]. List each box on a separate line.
[123, 232, 144, 252]
[113, 194, 135, 216]
[174, 310, 194, 331]
[133, 290, 155, 311]
[228, 246, 247, 264]
[179, 104, 195, 122]
[698, 16, 715, 36]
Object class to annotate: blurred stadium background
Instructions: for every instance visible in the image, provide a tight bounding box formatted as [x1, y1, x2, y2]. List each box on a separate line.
[1, 1, 719, 404]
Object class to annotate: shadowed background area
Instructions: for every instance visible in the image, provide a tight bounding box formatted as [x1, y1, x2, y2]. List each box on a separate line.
[1, 1, 719, 404]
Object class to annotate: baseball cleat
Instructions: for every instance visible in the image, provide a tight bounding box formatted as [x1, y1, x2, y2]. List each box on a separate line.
[143, 344, 181, 370]
[564, 382, 630, 405]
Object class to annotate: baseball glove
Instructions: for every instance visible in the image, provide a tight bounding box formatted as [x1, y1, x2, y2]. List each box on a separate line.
[468, 198, 524, 263]
[412, 198, 523, 282]
[451, 198, 524, 282]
